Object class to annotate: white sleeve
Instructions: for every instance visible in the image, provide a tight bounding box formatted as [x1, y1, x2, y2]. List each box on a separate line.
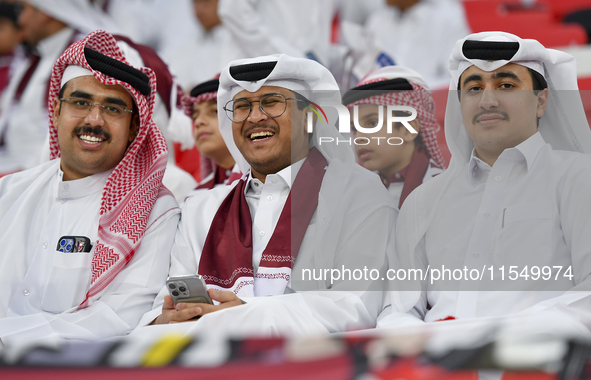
[136, 207, 201, 327]
[286, 205, 396, 334]
[376, 191, 426, 328]
[217, 0, 304, 59]
[0, 207, 180, 344]
[515, 158, 591, 318]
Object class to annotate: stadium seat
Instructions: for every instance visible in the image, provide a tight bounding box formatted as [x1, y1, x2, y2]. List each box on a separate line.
[463, 0, 588, 47]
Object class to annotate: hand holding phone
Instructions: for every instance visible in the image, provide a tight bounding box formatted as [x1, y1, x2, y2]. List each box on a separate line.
[166, 274, 213, 306]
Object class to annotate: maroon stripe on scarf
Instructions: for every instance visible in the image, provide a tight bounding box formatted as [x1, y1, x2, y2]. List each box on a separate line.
[14, 54, 40, 102]
[196, 165, 232, 190]
[398, 145, 431, 208]
[260, 148, 327, 268]
[199, 148, 327, 288]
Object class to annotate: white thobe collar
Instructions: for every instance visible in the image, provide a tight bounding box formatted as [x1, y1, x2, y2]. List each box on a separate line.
[244, 157, 306, 195]
[57, 162, 113, 201]
[467, 131, 546, 187]
[36, 27, 75, 58]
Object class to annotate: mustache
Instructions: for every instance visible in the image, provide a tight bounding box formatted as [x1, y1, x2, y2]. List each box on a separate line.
[473, 111, 509, 124]
[73, 126, 111, 141]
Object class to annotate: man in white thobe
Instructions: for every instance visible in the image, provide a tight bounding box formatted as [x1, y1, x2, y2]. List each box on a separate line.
[380, 32, 591, 328]
[139, 54, 396, 337]
[0, 30, 180, 345]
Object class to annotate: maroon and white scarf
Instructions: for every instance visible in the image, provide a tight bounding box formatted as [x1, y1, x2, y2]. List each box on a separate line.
[199, 148, 327, 297]
[47, 30, 169, 308]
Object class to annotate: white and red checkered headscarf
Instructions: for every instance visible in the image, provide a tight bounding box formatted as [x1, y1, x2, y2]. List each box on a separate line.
[346, 66, 446, 169]
[47, 30, 169, 308]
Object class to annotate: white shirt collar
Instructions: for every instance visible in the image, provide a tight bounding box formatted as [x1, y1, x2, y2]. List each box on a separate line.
[57, 162, 113, 200]
[468, 132, 546, 186]
[245, 156, 307, 195]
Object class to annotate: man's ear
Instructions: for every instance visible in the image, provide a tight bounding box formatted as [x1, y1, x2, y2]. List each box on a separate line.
[401, 118, 421, 143]
[53, 97, 61, 122]
[536, 88, 549, 119]
[128, 114, 139, 144]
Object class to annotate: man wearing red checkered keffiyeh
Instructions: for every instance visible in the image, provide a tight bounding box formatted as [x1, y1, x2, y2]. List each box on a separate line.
[343, 66, 447, 209]
[0, 30, 180, 344]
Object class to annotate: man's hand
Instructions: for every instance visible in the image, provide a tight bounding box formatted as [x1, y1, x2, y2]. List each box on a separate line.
[153, 288, 243, 324]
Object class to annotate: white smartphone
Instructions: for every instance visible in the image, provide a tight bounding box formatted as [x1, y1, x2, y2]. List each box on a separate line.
[166, 274, 213, 306]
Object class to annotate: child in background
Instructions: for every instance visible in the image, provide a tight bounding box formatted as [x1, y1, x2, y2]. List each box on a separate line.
[343, 66, 446, 208]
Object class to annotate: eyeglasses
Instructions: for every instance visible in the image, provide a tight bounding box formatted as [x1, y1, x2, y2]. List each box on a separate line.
[223, 93, 308, 123]
[59, 98, 133, 122]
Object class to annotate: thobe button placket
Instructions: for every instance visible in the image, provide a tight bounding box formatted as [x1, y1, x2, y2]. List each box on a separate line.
[271, 178, 277, 184]
[23, 289, 30, 296]
[62, 191, 69, 196]
[495, 176, 502, 182]
[267, 195, 274, 201]
[259, 231, 265, 237]
[43, 242, 48, 249]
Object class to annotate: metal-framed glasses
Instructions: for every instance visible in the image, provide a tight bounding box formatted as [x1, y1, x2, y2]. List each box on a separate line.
[223, 93, 308, 123]
[59, 98, 133, 122]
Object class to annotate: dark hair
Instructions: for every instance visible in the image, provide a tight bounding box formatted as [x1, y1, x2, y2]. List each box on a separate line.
[57, 84, 67, 116]
[456, 66, 547, 127]
[456, 66, 548, 93]
[528, 67, 548, 93]
[291, 90, 309, 111]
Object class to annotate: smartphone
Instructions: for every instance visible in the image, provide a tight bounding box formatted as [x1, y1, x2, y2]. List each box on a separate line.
[56, 236, 92, 253]
[166, 274, 213, 306]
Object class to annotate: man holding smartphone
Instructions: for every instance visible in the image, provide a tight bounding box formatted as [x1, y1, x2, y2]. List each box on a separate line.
[0, 30, 180, 344]
[140, 54, 396, 336]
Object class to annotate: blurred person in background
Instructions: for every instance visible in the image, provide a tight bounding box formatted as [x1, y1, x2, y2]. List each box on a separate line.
[0, 0, 118, 174]
[0, 1, 25, 100]
[185, 76, 238, 190]
[159, 0, 228, 91]
[365, 0, 470, 89]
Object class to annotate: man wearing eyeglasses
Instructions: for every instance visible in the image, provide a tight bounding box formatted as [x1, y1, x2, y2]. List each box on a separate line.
[140, 54, 395, 337]
[0, 30, 179, 344]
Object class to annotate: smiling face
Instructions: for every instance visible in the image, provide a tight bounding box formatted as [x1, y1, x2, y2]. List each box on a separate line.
[231, 86, 309, 181]
[53, 75, 138, 181]
[192, 99, 234, 169]
[459, 63, 548, 164]
[352, 105, 419, 179]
